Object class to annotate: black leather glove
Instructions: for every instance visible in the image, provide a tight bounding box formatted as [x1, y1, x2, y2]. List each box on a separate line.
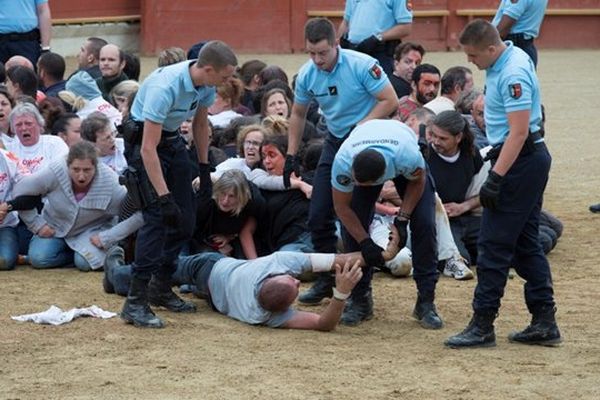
[393, 218, 409, 249]
[356, 35, 381, 55]
[158, 193, 182, 228]
[283, 154, 300, 188]
[479, 171, 504, 211]
[359, 238, 385, 268]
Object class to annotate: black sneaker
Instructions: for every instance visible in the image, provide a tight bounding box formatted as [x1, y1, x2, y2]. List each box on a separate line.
[413, 300, 443, 330]
[298, 274, 333, 305]
[340, 292, 373, 326]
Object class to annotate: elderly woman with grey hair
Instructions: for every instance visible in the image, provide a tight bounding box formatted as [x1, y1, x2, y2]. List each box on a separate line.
[14, 140, 143, 271]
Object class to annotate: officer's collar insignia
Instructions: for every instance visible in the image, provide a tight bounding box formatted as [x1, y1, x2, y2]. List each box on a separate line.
[509, 83, 522, 99]
[369, 64, 382, 80]
[336, 174, 352, 186]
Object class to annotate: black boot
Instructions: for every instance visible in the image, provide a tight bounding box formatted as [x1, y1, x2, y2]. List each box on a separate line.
[298, 273, 333, 305]
[413, 296, 444, 329]
[148, 275, 197, 313]
[103, 246, 125, 294]
[121, 277, 165, 328]
[445, 312, 497, 348]
[340, 290, 373, 326]
[508, 306, 562, 346]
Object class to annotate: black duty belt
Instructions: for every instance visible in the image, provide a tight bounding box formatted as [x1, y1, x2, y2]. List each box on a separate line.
[0, 29, 40, 43]
[484, 131, 543, 162]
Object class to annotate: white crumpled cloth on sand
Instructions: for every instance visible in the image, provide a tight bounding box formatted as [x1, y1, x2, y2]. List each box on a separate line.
[11, 305, 117, 325]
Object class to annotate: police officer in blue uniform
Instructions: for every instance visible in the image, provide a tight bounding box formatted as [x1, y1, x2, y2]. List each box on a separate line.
[492, 0, 548, 67]
[121, 41, 238, 328]
[331, 119, 442, 327]
[0, 0, 52, 66]
[337, 0, 413, 77]
[286, 18, 398, 323]
[445, 20, 561, 348]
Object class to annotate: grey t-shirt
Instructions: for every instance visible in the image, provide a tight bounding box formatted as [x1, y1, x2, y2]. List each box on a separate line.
[208, 251, 312, 327]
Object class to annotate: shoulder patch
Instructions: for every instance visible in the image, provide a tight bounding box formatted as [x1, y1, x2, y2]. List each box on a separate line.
[336, 174, 352, 186]
[369, 64, 382, 80]
[407, 1, 413, 11]
[509, 83, 522, 99]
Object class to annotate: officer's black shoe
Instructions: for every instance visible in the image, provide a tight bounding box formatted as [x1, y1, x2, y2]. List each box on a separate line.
[121, 277, 164, 328]
[508, 307, 562, 347]
[148, 276, 197, 313]
[589, 203, 600, 213]
[445, 312, 497, 348]
[340, 291, 374, 326]
[298, 273, 333, 305]
[103, 246, 125, 294]
[412, 298, 444, 330]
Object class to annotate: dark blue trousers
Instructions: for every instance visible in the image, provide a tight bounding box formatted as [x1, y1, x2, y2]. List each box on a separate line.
[474, 144, 555, 314]
[341, 172, 439, 301]
[132, 136, 196, 281]
[308, 133, 348, 253]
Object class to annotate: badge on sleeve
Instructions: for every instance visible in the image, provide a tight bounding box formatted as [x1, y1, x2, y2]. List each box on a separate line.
[369, 64, 382, 80]
[509, 83, 522, 99]
[336, 174, 352, 186]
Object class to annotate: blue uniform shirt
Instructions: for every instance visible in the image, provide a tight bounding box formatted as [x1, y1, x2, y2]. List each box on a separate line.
[484, 41, 543, 146]
[131, 60, 216, 132]
[0, 0, 46, 33]
[344, 0, 413, 43]
[331, 119, 424, 192]
[492, 0, 548, 39]
[295, 48, 390, 138]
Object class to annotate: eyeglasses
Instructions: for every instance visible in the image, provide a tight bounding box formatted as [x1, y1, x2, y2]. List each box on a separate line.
[244, 140, 262, 148]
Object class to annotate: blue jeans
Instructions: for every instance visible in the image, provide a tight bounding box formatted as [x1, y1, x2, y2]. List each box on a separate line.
[278, 231, 314, 253]
[0, 226, 19, 270]
[28, 236, 92, 271]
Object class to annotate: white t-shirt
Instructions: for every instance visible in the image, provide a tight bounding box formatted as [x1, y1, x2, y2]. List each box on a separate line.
[0, 148, 29, 227]
[6, 135, 69, 174]
[208, 110, 242, 129]
[77, 97, 123, 132]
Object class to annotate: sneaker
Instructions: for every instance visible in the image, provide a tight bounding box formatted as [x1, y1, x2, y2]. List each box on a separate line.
[443, 256, 474, 280]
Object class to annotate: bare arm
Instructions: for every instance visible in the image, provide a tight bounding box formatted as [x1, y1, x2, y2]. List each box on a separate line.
[282, 260, 363, 331]
[239, 216, 258, 259]
[381, 23, 411, 42]
[287, 102, 308, 156]
[333, 188, 370, 244]
[337, 19, 349, 40]
[492, 110, 530, 176]
[358, 85, 399, 124]
[192, 107, 210, 164]
[496, 15, 517, 39]
[444, 196, 480, 218]
[399, 168, 425, 216]
[140, 120, 169, 196]
[36, 2, 52, 48]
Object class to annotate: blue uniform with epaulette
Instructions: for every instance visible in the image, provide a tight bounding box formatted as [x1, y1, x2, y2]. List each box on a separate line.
[344, 0, 413, 76]
[0, 0, 46, 65]
[294, 48, 390, 255]
[492, 0, 548, 67]
[475, 42, 555, 317]
[332, 119, 439, 302]
[130, 60, 215, 281]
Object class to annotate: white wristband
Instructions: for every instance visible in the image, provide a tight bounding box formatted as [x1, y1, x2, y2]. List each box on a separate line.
[332, 287, 350, 301]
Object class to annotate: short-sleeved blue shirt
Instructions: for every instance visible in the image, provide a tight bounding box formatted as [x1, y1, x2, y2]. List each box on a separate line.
[294, 48, 390, 138]
[484, 41, 543, 146]
[130, 61, 216, 132]
[344, 0, 413, 43]
[0, 0, 46, 33]
[208, 252, 312, 327]
[492, 0, 548, 39]
[331, 119, 424, 192]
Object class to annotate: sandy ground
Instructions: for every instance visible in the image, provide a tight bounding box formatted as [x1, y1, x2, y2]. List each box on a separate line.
[2, 50, 600, 400]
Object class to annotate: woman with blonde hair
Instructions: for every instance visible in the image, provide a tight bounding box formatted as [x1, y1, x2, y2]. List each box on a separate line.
[208, 77, 244, 128]
[109, 79, 139, 118]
